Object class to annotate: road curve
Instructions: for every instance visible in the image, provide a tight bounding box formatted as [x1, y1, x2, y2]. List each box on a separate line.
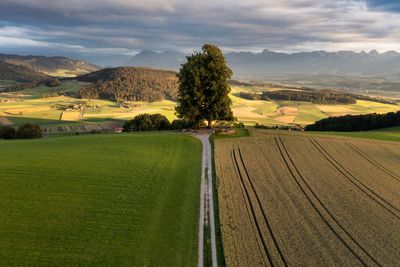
[187, 131, 217, 267]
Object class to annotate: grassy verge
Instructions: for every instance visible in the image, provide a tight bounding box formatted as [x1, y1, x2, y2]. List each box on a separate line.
[209, 135, 226, 267]
[203, 168, 213, 267]
[213, 128, 249, 139]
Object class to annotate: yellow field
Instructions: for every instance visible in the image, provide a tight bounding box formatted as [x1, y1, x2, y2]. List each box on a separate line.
[229, 86, 399, 125]
[215, 130, 400, 266]
[0, 83, 398, 127]
[60, 111, 81, 121]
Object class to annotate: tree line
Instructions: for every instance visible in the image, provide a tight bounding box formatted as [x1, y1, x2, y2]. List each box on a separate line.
[123, 113, 194, 131]
[305, 111, 400, 131]
[0, 124, 43, 139]
[4, 79, 61, 92]
[261, 90, 357, 104]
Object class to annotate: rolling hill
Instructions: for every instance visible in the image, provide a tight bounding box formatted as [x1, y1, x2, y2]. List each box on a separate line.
[77, 67, 178, 102]
[0, 61, 49, 82]
[0, 54, 100, 77]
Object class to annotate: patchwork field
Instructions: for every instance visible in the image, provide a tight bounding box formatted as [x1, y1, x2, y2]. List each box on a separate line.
[1, 81, 398, 130]
[0, 133, 201, 265]
[215, 130, 400, 266]
[230, 86, 400, 125]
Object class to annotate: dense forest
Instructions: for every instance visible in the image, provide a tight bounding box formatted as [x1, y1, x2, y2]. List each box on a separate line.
[239, 92, 262, 100]
[261, 89, 357, 104]
[4, 82, 40, 92]
[77, 67, 178, 102]
[305, 111, 400, 131]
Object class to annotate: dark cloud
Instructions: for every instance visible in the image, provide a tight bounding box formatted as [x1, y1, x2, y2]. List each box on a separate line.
[0, 0, 399, 65]
[366, 0, 400, 12]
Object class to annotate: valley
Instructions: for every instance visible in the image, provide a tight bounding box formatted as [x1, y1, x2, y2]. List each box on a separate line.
[1, 79, 399, 135]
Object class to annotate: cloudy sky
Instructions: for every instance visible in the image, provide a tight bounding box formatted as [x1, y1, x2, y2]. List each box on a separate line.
[0, 0, 399, 65]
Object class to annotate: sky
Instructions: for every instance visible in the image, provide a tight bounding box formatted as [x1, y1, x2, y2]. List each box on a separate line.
[0, 0, 400, 65]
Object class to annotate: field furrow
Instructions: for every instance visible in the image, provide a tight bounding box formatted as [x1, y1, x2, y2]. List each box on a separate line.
[234, 147, 289, 266]
[216, 131, 400, 266]
[316, 138, 400, 210]
[276, 137, 379, 266]
[281, 136, 400, 265]
[231, 148, 274, 266]
[346, 142, 400, 182]
[309, 138, 400, 219]
[215, 145, 268, 266]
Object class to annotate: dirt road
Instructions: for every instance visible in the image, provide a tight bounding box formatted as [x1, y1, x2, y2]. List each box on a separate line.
[188, 130, 217, 267]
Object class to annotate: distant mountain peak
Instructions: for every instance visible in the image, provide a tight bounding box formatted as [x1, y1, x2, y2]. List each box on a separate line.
[122, 48, 400, 78]
[369, 49, 380, 55]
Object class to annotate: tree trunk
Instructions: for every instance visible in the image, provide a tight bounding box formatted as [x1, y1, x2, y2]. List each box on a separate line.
[207, 120, 212, 129]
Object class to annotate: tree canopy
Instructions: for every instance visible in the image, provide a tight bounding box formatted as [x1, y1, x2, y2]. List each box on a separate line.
[176, 44, 233, 128]
[305, 111, 400, 131]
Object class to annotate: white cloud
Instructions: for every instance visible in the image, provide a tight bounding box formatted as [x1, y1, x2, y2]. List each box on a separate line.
[0, 0, 400, 55]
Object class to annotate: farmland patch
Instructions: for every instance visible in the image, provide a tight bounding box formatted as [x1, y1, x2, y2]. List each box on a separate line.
[215, 131, 400, 266]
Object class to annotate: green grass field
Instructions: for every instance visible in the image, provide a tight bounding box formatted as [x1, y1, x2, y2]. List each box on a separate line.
[0, 133, 201, 265]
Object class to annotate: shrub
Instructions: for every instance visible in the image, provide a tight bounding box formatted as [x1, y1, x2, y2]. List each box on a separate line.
[45, 79, 61, 87]
[151, 114, 172, 130]
[123, 113, 171, 132]
[171, 119, 193, 130]
[16, 124, 43, 139]
[0, 126, 17, 139]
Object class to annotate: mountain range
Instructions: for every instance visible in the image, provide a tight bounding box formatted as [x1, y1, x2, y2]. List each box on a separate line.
[124, 49, 400, 79]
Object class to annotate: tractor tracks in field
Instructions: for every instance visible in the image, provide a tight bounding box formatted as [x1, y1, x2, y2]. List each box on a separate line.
[382, 146, 400, 160]
[275, 137, 381, 267]
[346, 142, 400, 182]
[230, 149, 272, 267]
[309, 138, 400, 220]
[231, 147, 289, 267]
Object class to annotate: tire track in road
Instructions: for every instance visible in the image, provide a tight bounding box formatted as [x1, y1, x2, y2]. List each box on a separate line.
[346, 142, 400, 182]
[275, 137, 381, 267]
[309, 138, 400, 220]
[230, 148, 272, 267]
[236, 147, 289, 267]
[188, 132, 217, 267]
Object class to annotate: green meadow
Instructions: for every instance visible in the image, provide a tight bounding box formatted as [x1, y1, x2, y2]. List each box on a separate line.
[0, 133, 201, 266]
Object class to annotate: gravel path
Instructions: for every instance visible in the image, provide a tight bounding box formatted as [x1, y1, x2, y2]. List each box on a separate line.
[188, 131, 217, 267]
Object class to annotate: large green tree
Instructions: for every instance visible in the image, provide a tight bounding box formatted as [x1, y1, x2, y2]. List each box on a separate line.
[176, 44, 233, 128]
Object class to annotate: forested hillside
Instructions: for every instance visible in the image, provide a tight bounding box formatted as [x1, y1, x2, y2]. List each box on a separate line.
[0, 54, 99, 77]
[77, 67, 178, 102]
[0, 61, 49, 82]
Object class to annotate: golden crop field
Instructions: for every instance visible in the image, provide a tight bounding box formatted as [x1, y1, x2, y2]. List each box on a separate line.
[1, 81, 399, 128]
[215, 130, 400, 266]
